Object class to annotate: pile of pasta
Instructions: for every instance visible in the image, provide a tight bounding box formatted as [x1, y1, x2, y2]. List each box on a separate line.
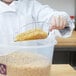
[15, 28, 48, 41]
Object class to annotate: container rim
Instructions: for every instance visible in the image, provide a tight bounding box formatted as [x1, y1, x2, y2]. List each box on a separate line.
[0, 42, 56, 49]
[0, 41, 57, 56]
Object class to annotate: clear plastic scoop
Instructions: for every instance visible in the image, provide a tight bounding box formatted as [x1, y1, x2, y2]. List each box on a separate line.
[15, 22, 50, 41]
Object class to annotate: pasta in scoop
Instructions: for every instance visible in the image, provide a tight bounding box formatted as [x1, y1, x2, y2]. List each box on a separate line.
[15, 29, 48, 41]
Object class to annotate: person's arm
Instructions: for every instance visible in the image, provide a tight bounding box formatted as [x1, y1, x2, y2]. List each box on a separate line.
[32, 0, 75, 38]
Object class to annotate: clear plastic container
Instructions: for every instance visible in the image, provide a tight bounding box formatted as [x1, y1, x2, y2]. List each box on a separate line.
[0, 38, 56, 76]
[0, 22, 56, 76]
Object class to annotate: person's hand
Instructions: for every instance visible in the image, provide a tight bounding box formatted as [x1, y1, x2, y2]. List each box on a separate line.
[49, 16, 67, 31]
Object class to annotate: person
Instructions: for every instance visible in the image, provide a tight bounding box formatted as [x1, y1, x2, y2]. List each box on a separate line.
[0, 0, 74, 44]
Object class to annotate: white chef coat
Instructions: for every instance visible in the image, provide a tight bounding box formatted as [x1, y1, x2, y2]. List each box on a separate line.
[0, 0, 74, 44]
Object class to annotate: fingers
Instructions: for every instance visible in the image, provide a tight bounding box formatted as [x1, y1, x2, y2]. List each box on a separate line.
[63, 18, 67, 28]
[49, 16, 56, 31]
[50, 16, 67, 31]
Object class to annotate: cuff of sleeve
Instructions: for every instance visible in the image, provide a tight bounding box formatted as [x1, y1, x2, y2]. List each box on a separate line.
[58, 26, 74, 38]
[59, 26, 71, 36]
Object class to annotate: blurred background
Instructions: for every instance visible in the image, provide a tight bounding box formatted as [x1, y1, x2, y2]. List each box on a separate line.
[38, 0, 75, 16]
[38, 0, 76, 69]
